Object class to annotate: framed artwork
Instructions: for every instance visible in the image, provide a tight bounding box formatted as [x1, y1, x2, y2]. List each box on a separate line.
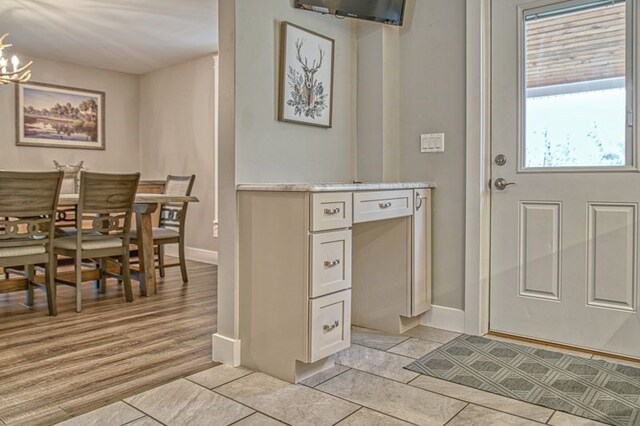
[16, 82, 105, 150]
[278, 22, 335, 128]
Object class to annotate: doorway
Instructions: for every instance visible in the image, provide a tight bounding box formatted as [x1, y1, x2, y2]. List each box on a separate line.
[489, 0, 640, 358]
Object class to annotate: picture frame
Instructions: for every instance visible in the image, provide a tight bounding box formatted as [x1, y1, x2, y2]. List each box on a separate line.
[278, 21, 335, 128]
[16, 82, 106, 150]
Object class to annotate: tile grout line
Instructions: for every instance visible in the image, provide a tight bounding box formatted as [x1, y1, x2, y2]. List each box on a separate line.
[302, 367, 353, 389]
[344, 343, 557, 424]
[442, 402, 470, 426]
[382, 335, 413, 352]
[330, 406, 364, 426]
[310, 374, 421, 425]
[120, 399, 167, 426]
[404, 376, 555, 425]
[187, 377, 293, 426]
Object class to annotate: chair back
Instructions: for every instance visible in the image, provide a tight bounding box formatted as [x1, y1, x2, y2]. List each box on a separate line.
[53, 161, 84, 194]
[159, 175, 195, 232]
[53, 162, 85, 231]
[76, 172, 140, 247]
[0, 171, 63, 250]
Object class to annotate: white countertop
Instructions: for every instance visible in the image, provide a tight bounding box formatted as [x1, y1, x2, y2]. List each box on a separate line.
[236, 182, 436, 192]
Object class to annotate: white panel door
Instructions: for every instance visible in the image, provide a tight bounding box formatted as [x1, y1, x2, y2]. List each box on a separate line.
[490, 0, 640, 357]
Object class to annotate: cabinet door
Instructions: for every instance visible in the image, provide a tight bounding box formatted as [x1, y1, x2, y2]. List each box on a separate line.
[412, 189, 432, 316]
[309, 290, 352, 363]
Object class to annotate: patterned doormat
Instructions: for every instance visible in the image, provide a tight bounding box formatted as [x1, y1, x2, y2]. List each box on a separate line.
[405, 335, 640, 426]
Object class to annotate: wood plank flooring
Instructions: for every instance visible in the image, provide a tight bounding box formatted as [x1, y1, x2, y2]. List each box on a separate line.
[0, 260, 218, 426]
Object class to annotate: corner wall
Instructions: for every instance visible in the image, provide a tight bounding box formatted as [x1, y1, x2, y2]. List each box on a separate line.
[398, 0, 467, 310]
[138, 55, 218, 255]
[215, 0, 357, 365]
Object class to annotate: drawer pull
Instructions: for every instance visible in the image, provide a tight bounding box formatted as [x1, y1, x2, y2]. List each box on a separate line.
[323, 320, 340, 333]
[324, 259, 341, 268]
[324, 207, 341, 215]
[379, 202, 392, 209]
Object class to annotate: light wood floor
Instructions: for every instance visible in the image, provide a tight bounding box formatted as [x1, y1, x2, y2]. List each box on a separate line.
[0, 260, 218, 426]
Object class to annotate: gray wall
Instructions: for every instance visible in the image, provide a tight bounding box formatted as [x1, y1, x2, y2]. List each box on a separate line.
[234, 0, 356, 184]
[398, 0, 467, 309]
[139, 55, 218, 253]
[0, 56, 140, 172]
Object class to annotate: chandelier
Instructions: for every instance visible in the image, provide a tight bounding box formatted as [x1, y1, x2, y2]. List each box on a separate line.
[0, 33, 32, 84]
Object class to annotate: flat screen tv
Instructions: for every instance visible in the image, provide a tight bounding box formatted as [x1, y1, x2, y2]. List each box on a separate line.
[294, 0, 406, 26]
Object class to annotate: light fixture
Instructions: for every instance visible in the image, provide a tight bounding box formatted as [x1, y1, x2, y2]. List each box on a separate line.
[0, 33, 32, 85]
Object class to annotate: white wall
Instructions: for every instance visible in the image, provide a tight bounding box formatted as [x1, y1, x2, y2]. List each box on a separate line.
[398, 0, 467, 310]
[234, 0, 356, 184]
[139, 55, 218, 254]
[0, 56, 140, 172]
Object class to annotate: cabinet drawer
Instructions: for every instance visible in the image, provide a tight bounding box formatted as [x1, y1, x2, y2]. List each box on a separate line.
[309, 290, 351, 363]
[311, 193, 352, 232]
[310, 230, 352, 298]
[353, 190, 414, 223]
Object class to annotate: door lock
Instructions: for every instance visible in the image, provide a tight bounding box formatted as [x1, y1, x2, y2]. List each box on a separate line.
[494, 178, 516, 191]
[495, 154, 507, 166]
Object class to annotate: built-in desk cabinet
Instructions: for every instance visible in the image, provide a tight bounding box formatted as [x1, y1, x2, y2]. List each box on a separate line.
[238, 183, 433, 383]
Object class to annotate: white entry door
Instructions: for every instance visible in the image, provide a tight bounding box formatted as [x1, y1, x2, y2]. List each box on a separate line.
[490, 0, 640, 357]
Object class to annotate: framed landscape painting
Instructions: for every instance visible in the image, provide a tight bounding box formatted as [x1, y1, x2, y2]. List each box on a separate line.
[16, 82, 105, 150]
[279, 22, 334, 128]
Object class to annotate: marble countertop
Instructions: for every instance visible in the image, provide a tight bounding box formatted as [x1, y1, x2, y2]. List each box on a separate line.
[236, 182, 436, 192]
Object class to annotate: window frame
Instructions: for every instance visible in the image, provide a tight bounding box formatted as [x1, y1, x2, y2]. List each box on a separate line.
[516, 0, 638, 173]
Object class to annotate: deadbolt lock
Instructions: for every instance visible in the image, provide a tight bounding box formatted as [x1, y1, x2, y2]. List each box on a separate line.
[495, 154, 507, 166]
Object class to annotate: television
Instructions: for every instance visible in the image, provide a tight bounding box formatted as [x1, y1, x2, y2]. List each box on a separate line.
[294, 0, 406, 26]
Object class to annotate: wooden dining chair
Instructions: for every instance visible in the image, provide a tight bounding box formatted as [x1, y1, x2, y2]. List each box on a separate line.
[130, 175, 195, 283]
[0, 171, 63, 316]
[54, 172, 140, 313]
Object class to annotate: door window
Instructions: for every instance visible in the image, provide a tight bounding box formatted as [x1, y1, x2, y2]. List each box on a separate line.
[521, 0, 633, 169]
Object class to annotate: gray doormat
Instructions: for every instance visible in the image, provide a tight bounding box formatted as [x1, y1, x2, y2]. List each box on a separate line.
[405, 335, 640, 426]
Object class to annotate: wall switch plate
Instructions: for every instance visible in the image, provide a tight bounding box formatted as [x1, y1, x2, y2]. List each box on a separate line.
[420, 133, 445, 153]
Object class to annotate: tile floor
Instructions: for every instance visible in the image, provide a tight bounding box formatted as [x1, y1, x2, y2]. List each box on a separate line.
[57, 326, 615, 426]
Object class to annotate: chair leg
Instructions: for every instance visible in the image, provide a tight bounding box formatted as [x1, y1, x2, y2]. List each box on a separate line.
[26, 264, 35, 306]
[46, 256, 57, 317]
[98, 258, 107, 295]
[157, 245, 165, 278]
[178, 240, 188, 283]
[75, 257, 82, 313]
[122, 252, 134, 303]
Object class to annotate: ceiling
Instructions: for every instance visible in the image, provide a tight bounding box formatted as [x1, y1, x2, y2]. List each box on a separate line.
[0, 0, 218, 75]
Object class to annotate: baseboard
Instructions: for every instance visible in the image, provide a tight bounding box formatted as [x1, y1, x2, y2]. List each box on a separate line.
[212, 333, 241, 367]
[420, 305, 466, 334]
[164, 246, 218, 265]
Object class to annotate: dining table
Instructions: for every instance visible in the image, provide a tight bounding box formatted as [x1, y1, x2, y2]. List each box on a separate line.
[59, 193, 199, 296]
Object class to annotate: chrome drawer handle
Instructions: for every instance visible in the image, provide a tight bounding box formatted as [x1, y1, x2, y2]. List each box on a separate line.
[324, 208, 341, 215]
[379, 202, 392, 209]
[323, 320, 340, 333]
[324, 259, 341, 268]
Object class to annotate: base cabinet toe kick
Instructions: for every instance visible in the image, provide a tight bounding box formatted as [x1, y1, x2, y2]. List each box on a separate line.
[237, 183, 434, 383]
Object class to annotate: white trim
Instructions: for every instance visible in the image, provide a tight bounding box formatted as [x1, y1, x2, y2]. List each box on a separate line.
[464, 0, 492, 336]
[212, 333, 241, 366]
[420, 305, 466, 334]
[164, 246, 219, 265]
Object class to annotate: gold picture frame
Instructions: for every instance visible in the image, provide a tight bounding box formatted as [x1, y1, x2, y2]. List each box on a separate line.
[16, 82, 106, 150]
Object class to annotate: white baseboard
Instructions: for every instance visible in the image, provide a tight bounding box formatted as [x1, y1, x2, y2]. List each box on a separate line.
[212, 333, 241, 366]
[164, 246, 218, 265]
[420, 305, 466, 334]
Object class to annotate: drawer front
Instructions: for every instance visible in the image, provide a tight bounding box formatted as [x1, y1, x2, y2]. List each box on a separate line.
[309, 290, 351, 362]
[310, 230, 352, 298]
[353, 190, 414, 223]
[311, 193, 352, 232]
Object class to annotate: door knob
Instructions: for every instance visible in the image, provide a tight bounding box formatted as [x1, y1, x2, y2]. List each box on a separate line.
[494, 178, 516, 191]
